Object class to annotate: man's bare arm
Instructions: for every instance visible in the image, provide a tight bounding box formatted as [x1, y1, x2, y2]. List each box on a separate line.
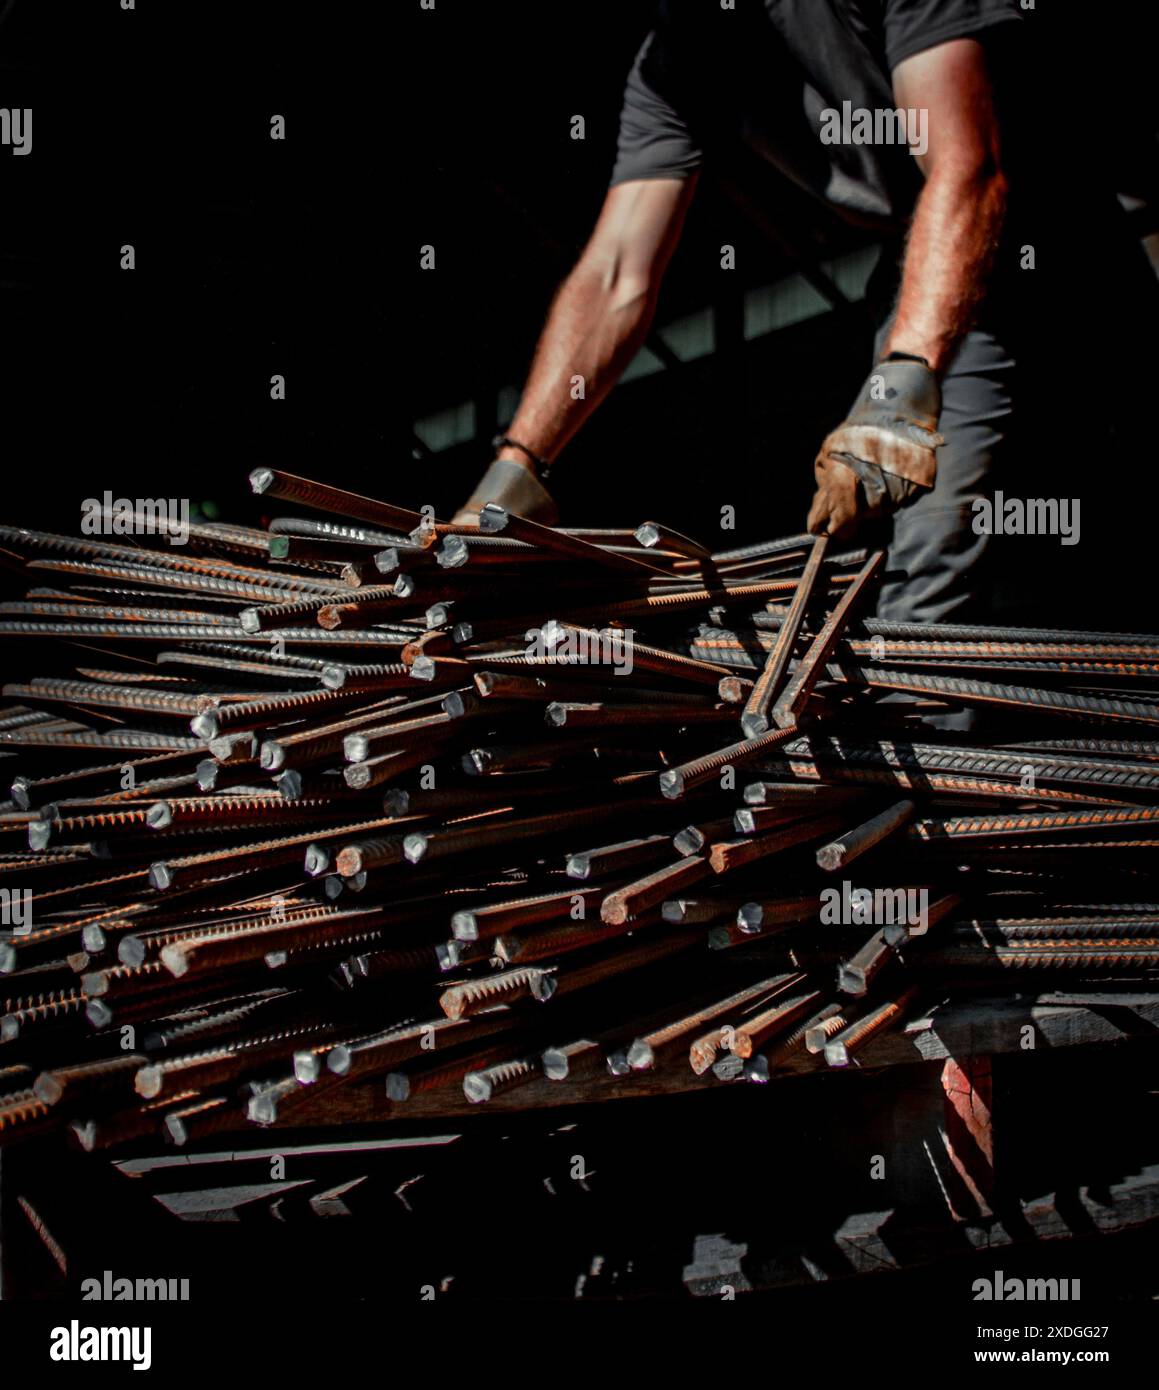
[495, 176, 698, 471]
[883, 38, 1008, 372]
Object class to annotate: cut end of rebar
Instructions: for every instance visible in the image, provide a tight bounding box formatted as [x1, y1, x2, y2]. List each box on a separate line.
[323, 875, 344, 900]
[745, 1057, 770, 1084]
[343, 763, 371, 789]
[545, 702, 567, 727]
[86, 999, 114, 1030]
[837, 964, 868, 996]
[149, 863, 173, 891]
[344, 734, 370, 762]
[0, 1014, 19, 1042]
[196, 759, 219, 792]
[530, 973, 556, 1003]
[734, 809, 756, 834]
[816, 843, 844, 872]
[266, 535, 290, 559]
[477, 502, 509, 534]
[605, 1049, 631, 1077]
[118, 936, 146, 969]
[712, 1054, 745, 1082]
[0, 944, 16, 975]
[146, 801, 173, 830]
[707, 926, 731, 951]
[275, 769, 303, 800]
[160, 942, 188, 977]
[260, 741, 285, 771]
[437, 536, 469, 569]
[34, 1071, 64, 1105]
[566, 854, 591, 880]
[659, 769, 684, 800]
[403, 833, 428, 864]
[463, 1072, 492, 1104]
[384, 1072, 410, 1102]
[10, 777, 31, 810]
[741, 712, 770, 738]
[81, 925, 107, 956]
[28, 820, 52, 851]
[294, 1051, 320, 1084]
[248, 1091, 280, 1126]
[436, 941, 461, 971]
[165, 1114, 190, 1146]
[335, 847, 362, 878]
[451, 911, 478, 942]
[660, 900, 684, 923]
[190, 712, 219, 742]
[304, 844, 331, 876]
[266, 950, 288, 969]
[239, 608, 262, 633]
[327, 1045, 352, 1076]
[249, 467, 275, 495]
[135, 1065, 162, 1099]
[410, 655, 436, 681]
[393, 574, 417, 599]
[626, 1039, 654, 1072]
[375, 547, 402, 574]
[824, 1041, 851, 1068]
[634, 522, 661, 549]
[442, 691, 468, 719]
[673, 826, 705, 857]
[71, 1119, 98, 1151]
[737, 903, 763, 933]
[321, 664, 347, 689]
[542, 1047, 573, 1081]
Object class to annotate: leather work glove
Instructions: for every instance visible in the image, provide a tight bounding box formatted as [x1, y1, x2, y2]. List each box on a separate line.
[451, 457, 559, 526]
[807, 355, 944, 541]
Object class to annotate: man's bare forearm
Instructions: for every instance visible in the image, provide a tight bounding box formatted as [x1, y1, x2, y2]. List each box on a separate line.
[494, 176, 696, 470]
[498, 257, 658, 466]
[882, 163, 1007, 372]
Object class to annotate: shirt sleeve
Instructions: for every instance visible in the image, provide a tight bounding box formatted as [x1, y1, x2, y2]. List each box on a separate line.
[881, 0, 1023, 72]
[609, 32, 704, 186]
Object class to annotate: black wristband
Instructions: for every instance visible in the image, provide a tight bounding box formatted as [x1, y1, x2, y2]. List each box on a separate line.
[492, 434, 551, 480]
[882, 351, 932, 369]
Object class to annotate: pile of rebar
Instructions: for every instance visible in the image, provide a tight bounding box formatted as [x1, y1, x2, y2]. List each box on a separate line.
[0, 470, 1157, 1149]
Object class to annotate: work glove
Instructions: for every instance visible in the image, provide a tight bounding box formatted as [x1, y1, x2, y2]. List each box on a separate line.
[451, 457, 559, 527]
[807, 356, 943, 541]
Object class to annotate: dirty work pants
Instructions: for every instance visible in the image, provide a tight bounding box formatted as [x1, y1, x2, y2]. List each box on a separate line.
[871, 323, 1014, 626]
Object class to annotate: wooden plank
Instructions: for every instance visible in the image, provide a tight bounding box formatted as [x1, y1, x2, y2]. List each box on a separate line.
[274, 992, 1159, 1127]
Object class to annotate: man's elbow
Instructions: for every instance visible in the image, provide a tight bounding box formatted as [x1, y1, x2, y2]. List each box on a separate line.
[573, 243, 659, 316]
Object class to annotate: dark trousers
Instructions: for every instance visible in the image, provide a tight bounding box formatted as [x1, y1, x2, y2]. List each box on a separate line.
[873, 322, 1015, 626]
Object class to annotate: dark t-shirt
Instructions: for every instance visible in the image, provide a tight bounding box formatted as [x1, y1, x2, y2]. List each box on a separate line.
[610, 0, 1023, 233]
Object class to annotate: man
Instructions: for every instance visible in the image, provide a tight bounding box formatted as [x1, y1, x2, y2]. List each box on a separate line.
[453, 0, 1026, 625]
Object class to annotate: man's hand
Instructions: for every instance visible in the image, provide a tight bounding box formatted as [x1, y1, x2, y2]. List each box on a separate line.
[451, 455, 559, 527]
[807, 357, 943, 539]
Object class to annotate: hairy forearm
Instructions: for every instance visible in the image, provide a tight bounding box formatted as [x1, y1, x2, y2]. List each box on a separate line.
[883, 164, 1007, 373]
[501, 256, 658, 463]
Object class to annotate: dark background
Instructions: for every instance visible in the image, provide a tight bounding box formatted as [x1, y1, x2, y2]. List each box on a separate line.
[4, 0, 1158, 622]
